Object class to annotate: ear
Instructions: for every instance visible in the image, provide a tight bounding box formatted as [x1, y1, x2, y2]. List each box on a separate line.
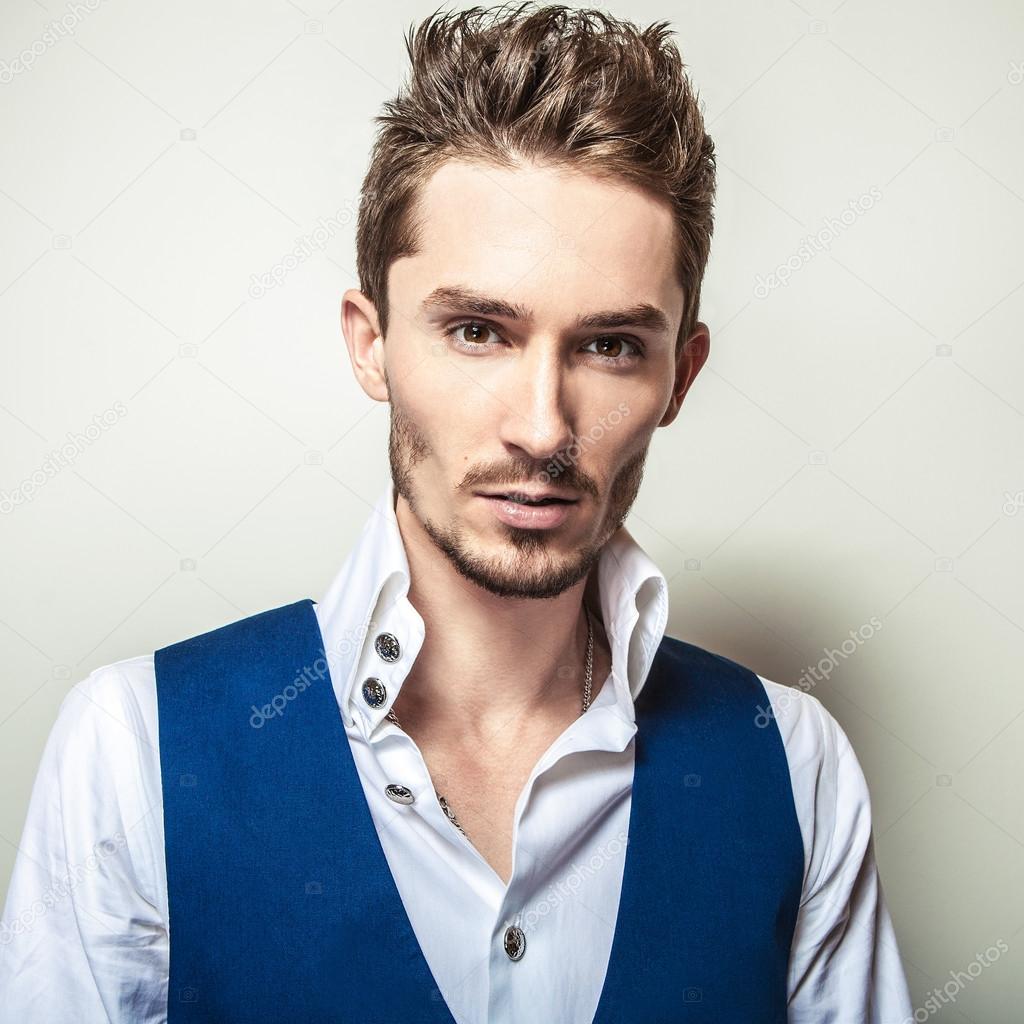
[341, 288, 388, 402]
[659, 322, 710, 428]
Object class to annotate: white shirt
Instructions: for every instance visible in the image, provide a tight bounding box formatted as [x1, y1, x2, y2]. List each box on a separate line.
[0, 481, 914, 1023]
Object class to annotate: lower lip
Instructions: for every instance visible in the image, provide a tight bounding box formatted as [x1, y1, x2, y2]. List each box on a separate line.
[478, 495, 577, 529]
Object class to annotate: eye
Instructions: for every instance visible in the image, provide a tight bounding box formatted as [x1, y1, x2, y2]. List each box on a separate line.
[583, 335, 644, 363]
[443, 320, 503, 351]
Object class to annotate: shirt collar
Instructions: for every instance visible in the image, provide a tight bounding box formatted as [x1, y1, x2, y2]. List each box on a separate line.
[316, 480, 669, 738]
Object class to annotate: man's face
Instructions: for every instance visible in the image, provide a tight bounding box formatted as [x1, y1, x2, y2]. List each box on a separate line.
[375, 158, 700, 600]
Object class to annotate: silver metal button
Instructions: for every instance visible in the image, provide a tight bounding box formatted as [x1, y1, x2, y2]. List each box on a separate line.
[361, 677, 387, 708]
[385, 784, 414, 805]
[374, 632, 401, 663]
[503, 924, 526, 961]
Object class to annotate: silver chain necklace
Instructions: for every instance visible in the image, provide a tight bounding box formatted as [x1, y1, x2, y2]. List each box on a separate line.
[385, 604, 596, 838]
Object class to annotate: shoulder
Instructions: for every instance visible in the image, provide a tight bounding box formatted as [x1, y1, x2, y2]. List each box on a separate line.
[757, 676, 839, 765]
[652, 633, 778, 699]
[755, 676, 873, 901]
[51, 656, 163, 831]
[654, 634, 852, 781]
[654, 635, 857, 803]
[653, 635, 873, 901]
[155, 598, 317, 659]
[45, 654, 160, 776]
[18, 653, 166, 912]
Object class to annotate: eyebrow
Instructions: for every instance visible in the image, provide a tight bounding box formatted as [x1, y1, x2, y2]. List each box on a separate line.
[419, 285, 673, 335]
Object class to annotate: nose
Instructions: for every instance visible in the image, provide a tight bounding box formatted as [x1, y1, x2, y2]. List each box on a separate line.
[496, 339, 574, 464]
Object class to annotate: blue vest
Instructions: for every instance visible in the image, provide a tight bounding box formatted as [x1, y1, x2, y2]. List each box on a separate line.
[154, 599, 804, 1022]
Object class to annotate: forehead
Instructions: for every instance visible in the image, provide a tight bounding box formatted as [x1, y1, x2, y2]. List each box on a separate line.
[390, 158, 683, 327]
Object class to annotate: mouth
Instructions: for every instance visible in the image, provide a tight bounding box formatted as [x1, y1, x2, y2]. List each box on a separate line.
[477, 489, 579, 506]
[474, 488, 580, 530]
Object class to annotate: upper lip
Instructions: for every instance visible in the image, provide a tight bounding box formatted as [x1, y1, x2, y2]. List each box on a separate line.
[478, 487, 579, 502]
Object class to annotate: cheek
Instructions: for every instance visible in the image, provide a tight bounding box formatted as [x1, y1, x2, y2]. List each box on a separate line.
[585, 403, 659, 473]
[401, 377, 495, 467]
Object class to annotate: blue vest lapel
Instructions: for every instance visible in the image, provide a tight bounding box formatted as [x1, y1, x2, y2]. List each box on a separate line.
[592, 637, 804, 1022]
[155, 599, 803, 1023]
[156, 599, 456, 1023]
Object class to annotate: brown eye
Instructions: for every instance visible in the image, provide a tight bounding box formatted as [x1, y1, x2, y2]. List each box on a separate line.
[593, 336, 623, 357]
[459, 322, 491, 344]
[584, 335, 642, 361]
[443, 320, 504, 354]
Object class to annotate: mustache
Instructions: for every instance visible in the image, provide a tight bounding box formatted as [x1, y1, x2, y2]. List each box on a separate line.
[460, 463, 599, 498]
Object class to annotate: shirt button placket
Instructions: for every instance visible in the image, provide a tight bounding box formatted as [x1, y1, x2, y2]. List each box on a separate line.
[374, 631, 416, 816]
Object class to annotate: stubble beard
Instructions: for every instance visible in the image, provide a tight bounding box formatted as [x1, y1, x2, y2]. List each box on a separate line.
[387, 386, 648, 600]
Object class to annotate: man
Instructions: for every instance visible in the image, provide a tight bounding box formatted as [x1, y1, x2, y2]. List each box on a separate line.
[0, 4, 914, 1022]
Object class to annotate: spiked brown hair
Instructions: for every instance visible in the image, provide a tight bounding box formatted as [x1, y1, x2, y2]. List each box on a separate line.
[355, 2, 716, 354]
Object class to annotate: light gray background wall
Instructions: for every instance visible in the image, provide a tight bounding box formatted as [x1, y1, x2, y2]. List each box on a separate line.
[1, 1, 1022, 1020]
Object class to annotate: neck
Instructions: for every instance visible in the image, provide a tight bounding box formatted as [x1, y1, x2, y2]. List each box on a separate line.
[391, 492, 609, 749]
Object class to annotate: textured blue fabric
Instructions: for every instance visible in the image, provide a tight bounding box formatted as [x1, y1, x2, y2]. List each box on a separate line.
[591, 634, 804, 1023]
[155, 599, 803, 1023]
